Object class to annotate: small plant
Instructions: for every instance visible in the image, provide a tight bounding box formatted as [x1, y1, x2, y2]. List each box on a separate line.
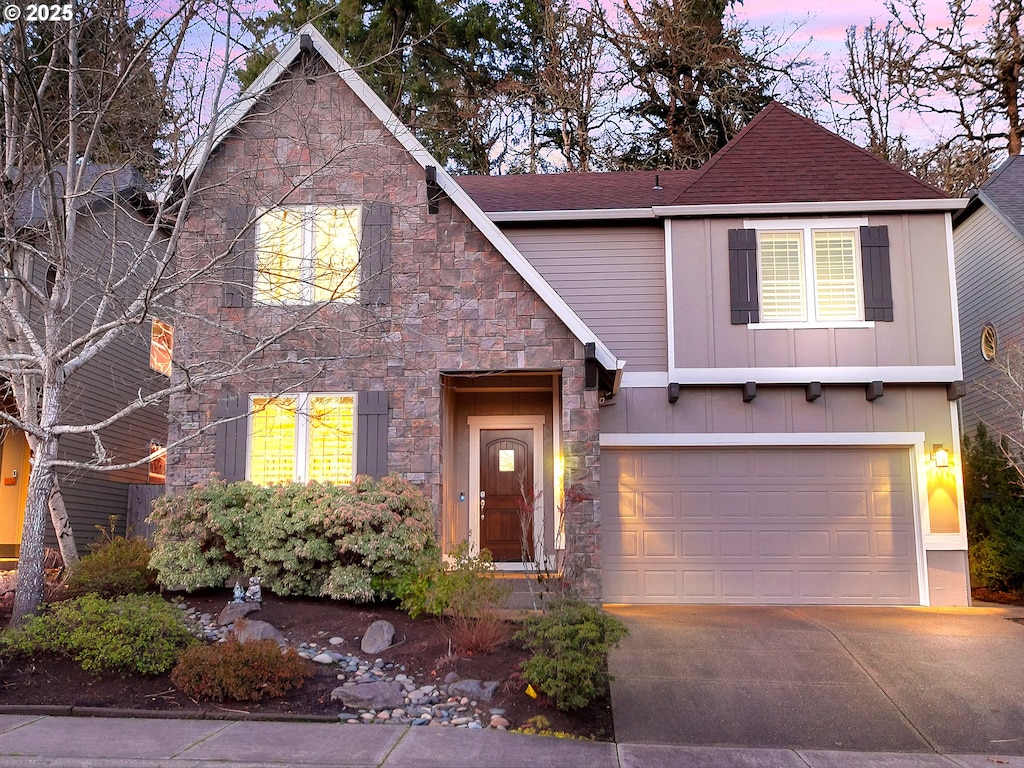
[448, 612, 512, 655]
[171, 638, 310, 701]
[64, 518, 157, 598]
[1, 593, 196, 676]
[514, 599, 628, 712]
[392, 542, 510, 619]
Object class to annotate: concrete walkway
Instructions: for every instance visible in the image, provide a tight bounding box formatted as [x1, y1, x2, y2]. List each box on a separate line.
[605, 604, 1024, 755]
[0, 714, 1022, 767]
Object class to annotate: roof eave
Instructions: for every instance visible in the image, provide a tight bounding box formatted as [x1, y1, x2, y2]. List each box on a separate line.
[486, 208, 658, 222]
[653, 198, 968, 217]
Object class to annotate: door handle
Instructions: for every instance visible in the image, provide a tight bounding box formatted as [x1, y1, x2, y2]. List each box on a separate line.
[479, 490, 486, 515]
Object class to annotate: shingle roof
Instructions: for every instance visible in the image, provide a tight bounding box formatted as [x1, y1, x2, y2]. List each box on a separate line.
[456, 102, 948, 214]
[667, 102, 947, 205]
[969, 155, 1024, 237]
[14, 165, 148, 229]
[454, 169, 697, 212]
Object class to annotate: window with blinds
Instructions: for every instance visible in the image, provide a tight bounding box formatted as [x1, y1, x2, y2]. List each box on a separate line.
[813, 230, 860, 320]
[759, 232, 805, 321]
[255, 207, 361, 304]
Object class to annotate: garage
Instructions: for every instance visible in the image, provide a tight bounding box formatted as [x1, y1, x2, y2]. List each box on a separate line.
[601, 446, 921, 605]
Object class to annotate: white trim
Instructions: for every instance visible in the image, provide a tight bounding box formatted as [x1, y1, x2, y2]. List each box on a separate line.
[487, 208, 657, 222]
[653, 199, 969, 217]
[742, 216, 870, 230]
[174, 25, 619, 372]
[664, 219, 676, 374]
[599, 431, 925, 447]
[467, 415, 548, 570]
[599, 432, 931, 605]
[552, 376, 563, 551]
[620, 371, 669, 388]
[669, 365, 961, 385]
[945, 212, 965, 377]
[747, 321, 875, 330]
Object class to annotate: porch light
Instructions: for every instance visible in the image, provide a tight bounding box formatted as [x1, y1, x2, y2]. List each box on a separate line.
[933, 444, 950, 469]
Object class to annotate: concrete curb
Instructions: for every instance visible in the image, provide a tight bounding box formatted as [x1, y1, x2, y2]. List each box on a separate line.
[0, 705, 342, 724]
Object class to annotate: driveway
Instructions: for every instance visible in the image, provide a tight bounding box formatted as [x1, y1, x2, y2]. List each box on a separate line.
[605, 604, 1024, 754]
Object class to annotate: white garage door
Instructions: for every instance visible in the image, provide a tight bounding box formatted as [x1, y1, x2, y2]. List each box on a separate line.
[602, 447, 920, 605]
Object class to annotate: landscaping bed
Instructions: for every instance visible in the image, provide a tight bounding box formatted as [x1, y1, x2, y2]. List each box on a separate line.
[0, 590, 616, 740]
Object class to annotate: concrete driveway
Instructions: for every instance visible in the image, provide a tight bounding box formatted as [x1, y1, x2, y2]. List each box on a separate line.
[605, 604, 1024, 754]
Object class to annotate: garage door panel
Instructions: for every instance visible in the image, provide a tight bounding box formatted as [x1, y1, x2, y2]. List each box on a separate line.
[602, 447, 920, 605]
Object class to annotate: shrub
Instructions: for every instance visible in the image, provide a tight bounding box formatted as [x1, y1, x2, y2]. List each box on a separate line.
[149, 474, 437, 602]
[392, 542, 510, 619]
[514, 600, 628, 712]
[1, 594, 196, 676]
[171, 638, 310, 701]
[448, 612, 512, 655]
[64, 527, 158, 598]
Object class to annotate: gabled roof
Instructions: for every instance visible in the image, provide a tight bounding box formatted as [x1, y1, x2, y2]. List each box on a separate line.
[455, 170, 696, 219]
[955, 155, 1024, 241]
[666, 102, 947, 206]
[174, 24, 619, 371]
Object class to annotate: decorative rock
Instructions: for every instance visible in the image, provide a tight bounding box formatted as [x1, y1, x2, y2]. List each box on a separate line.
[360, 620, 395, 654]
[451, 717, 472, 726]
[233, 620, 286, 645]
[218, 606, 260, 626]
[330, 682, 406, 710]
[468, 722, 483, 730]
[444, 672, 460, 685]
[490, 716, 510, 729]
[311, 653, 335, 664]
[448, 680, 499, 703]
[329, 636, 344, 646]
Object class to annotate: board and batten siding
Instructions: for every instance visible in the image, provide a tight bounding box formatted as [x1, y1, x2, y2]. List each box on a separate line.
[501, 224, 667, 371]
[954, 205, 1024, 437]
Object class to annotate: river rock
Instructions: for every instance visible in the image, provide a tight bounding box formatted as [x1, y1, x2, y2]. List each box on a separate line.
[233, 620, 286, 645]
[218, 602, 261, 625]
[330, 681, 406, 710]
[360, 620, 395, 654]
[447, 679, 498, 702]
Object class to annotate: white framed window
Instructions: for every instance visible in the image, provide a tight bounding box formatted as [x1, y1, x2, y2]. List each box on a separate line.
[150, 319, 173, 376]
[254, 206, 361, 304]
[247, 393, 356, 485]
[752, 219, 866, 326]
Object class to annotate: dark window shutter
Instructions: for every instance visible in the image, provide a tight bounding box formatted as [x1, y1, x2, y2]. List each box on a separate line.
[728, 228, 759, 324]
[214, 394, 249, 482]
[222, 206, 254, 308]
[860, 225, 894, 322]
[356, 391, 388, 478]
[361, 203, 392, 305]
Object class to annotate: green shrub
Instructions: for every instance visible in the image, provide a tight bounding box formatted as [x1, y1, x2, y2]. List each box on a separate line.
[149, 474, 437, 602]
[391, 542, 509, 619]
[514, 600, 628, 712]
[64, 533, 158, 598]
[171, 638, 310, 701]
[1, 594, 196, 676]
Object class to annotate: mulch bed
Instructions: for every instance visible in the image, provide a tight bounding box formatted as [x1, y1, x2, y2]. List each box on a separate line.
[0, 590, 615, 741]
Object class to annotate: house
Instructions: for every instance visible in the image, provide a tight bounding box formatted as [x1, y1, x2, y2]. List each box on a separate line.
[0, 166, 169, 563]
[953, 156, 1024, 440]
[169, 25, 970, 606]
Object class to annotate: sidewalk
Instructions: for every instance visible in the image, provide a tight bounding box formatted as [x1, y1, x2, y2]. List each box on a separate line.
[0, 714, 1021, 768]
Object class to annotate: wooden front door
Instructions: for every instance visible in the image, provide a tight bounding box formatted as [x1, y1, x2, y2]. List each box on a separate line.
[479, 429, 533, 562]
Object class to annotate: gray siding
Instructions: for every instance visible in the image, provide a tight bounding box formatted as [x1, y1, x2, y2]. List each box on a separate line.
[954, 205, 1024, 437]
[502, 223, 667, 371]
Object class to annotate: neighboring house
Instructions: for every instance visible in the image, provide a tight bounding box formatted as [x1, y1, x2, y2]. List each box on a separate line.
[953, 156, 1024, 440]
[170, 25, 970, 607]
[0, 166, 169, 563]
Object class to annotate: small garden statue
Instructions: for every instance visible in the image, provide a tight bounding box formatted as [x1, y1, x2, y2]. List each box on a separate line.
[245, 576, 262, 604]
[231, 580, 245, 604]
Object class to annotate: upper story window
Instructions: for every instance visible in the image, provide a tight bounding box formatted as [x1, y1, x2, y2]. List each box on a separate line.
[729, 220, 892, 327]
[248, 393, 355, 485]
[254, 206, 361, 304]
[150, 319, 173, 376]
[981, 323, 998, 361]
[759, 228, 862, 323]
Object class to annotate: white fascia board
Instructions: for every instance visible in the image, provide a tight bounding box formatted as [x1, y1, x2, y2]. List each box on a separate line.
[599, 431, 925, 447]
[944, 213, 964, 377]
[175, 24, 619, 372]
[668, 365, 961, 385]
[652, 199, 970, 218]
[486, 208, 657, 222]
[620, 371, 669, 388]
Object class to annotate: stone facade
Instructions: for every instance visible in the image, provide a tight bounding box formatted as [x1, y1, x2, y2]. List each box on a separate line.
[167, 57, 602, 596]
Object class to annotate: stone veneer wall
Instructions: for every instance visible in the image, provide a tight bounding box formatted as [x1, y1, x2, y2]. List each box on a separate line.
[166, 56, 602, 598]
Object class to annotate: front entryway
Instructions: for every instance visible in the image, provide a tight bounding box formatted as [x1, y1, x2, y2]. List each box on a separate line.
[479, 429, 534, 562]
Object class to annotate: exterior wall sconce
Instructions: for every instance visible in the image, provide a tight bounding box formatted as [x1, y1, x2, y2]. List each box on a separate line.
[933, 444, 950, 468]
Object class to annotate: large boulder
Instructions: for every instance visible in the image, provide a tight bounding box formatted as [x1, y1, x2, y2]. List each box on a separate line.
[218, 602, 261, 626]
[447, 679, 499, 702]
[233, 620, 286, 645]
[330, 682, 405, 710]
[360, 620, 395, 654]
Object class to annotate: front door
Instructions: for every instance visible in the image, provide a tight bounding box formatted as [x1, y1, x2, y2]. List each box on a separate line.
[479, 429, 533, 562]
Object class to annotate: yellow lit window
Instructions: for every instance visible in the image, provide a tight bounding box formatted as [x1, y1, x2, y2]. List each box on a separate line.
[148, 444, 166, 484]
[248, 394, 355, 485]
[255, 206, 361, 304]
[150, 320, 173, 376]
[759, 232, 805, 321]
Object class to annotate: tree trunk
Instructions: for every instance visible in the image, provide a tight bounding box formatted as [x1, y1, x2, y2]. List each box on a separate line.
[9, 439, 58, 627]
[48, 479, 79, 568]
